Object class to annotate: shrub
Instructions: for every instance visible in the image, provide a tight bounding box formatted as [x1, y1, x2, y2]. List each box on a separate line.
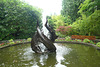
[74, 39, 82, 42]
[96, 42, 100, 47]
[27, 38, 32, 42]
[89, 40, 95, 44]
[8, 39, 14, 42]
[83, 39, 91, 43]
[0, 0, 42, 40]
[65, 36, 71, 41]
[56, 26, 72, 35]
[83, 38, 94, 44]
[56, 32, 66, 38]
[8, 39, 15, 44]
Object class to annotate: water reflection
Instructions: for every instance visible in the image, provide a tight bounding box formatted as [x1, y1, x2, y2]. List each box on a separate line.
[0, 43, 100, 67]
[22, 43, 71, 67]
[55, 43, 71, 67]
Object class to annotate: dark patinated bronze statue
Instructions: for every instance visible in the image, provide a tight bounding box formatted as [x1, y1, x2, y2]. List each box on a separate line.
[31, 19, 58, 53]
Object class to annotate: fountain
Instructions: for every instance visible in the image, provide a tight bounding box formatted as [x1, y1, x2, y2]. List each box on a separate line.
[31, 19, 58, 53]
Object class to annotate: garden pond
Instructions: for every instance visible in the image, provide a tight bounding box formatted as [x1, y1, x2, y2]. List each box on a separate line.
[0, 43, 100, 67]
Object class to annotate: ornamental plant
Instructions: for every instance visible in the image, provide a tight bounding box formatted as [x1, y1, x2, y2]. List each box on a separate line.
[83, 38, 94, 44]
[96, 42, 100, 47]
[65, 36, 71, 41]
[55, 38, 65, 41]
[83, 39, 91, 43]
[0, 43, 5, 46]
[74, 39, 82, 42]
[8, 39, 15, 44]
[27, 38, 32, 42]
[56, 26, 72, 35]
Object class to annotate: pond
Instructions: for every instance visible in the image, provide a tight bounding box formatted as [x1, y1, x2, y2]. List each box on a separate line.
[0, 43, 100, 67]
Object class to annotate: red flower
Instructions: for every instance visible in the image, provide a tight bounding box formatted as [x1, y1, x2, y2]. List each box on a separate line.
[0, 43, 4, 46]
[56, 26, 72, 35]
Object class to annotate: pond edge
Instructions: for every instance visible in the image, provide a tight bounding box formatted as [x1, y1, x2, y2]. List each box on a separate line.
[0, 41, 100, 50]
[0, 42, 30, 49]
[55, 41, 100, 50]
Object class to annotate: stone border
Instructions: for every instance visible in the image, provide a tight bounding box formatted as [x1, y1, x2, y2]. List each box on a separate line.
[93, 39, 100, 43]
[0, 41, 100, 50]
[0, 42, 31, 49]
[55, 41, 100, 50]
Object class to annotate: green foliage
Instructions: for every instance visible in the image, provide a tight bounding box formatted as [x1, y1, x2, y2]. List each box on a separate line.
[83, 39, 90, 43]
[8, 39, 15, 44]
[47, 15, 73, 36]
[78, 0, 100, 16]
[70, 10, 100, 36]
[61, 0, 100, 37]
[27, 38, 32, 41]
[96, 42, 100, 47]
[56, 33, 66, 38]
[48, 15, 65, 29]
[0, 0, 42, 40]
[86, 10, 100, 36]
[8, 39, 14, 42]
[96, 36, 100, 39]
[90, 40, 95, 44]
[61, 0, 85, 22]
[65, 36, 71, 41]
[74, 39, 82, 42]
[83, 38, 94, 44]
[56, 26, 72, 35]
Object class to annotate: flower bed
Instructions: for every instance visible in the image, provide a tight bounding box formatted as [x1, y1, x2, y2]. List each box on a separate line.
[55, 36, 100, 49]
[71, 35, 96, 40]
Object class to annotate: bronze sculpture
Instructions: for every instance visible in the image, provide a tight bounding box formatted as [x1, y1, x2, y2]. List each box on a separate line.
[31, 19, 58, 53]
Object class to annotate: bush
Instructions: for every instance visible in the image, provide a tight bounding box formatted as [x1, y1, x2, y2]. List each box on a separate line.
[83, 38, 94, 44]
[74, 39, 82, 42]
[96, 42, 100, 47]
[8, 39, 15, 44]
[8, 39, 14, 42]
[56, 32, 66, 38]
[0, 0, 42, 40]
[83, 39, 91, 43]
[65, 36, 71, 41]
[27, 38, 32, 42]
[56, 26, 72, 35]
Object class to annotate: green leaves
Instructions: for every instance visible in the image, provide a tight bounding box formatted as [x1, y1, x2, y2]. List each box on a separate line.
[61, 0, 85, 22]
[71, 10, 100, 36]
[78, 0, 100, 16]
[0, 0, 42, 40]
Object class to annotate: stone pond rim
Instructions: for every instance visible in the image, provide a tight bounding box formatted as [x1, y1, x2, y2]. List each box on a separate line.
[0, 40, 100, 51]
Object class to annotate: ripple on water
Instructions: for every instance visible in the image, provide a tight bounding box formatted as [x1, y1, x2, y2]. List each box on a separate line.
[0, 43, 100, 67]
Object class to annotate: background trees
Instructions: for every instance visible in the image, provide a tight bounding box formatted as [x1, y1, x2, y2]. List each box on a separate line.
[61, 0, 85, 23]
[48, 0, 100, 38]
[0, 0, 100, 40]
[0, 0, 42, 40]
[72, 0, 100, 36]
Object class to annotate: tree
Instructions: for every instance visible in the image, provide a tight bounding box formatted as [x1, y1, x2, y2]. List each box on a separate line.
[61, 0, 85, 23]
[0, 0, 42, 40]
[67, 0, 100, 36]
[78, 0, 100, 17]
[47, 15, 65, 29]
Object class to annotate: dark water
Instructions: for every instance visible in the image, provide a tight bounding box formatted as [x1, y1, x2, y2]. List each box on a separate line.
[0, 43, 100, 67]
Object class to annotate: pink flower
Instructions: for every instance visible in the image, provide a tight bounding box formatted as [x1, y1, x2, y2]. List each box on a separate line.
[56, 26, 72, 35]
[56, 29, 60, 31]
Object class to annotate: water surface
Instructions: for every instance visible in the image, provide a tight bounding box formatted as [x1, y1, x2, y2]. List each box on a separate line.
[0, 43, 100, 67]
